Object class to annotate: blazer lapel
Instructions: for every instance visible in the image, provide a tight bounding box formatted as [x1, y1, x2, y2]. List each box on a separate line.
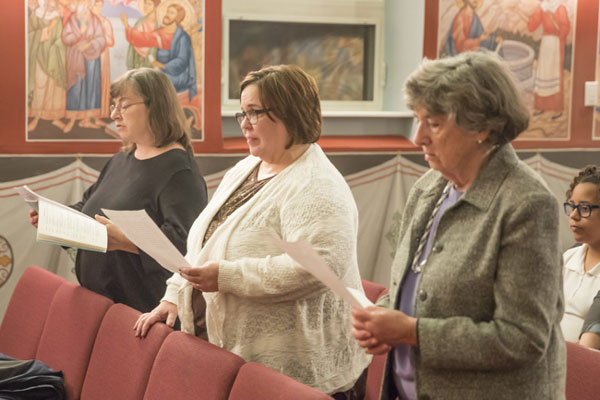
[390, 177, 447, 299]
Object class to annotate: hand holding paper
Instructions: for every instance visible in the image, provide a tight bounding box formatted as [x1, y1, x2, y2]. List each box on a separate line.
[272, 237, 373, 309]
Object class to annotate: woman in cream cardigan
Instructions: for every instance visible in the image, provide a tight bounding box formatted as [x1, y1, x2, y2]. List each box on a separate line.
[134, 64, 370, 397]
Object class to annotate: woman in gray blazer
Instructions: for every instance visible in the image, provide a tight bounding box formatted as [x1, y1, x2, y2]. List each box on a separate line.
[352, 51, 565, 400]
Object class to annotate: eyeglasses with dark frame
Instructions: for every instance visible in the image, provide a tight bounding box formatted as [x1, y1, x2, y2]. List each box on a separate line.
[564, 201, 600, 219]
[235, 109, 271, 125]
[110, 101, 145, 115]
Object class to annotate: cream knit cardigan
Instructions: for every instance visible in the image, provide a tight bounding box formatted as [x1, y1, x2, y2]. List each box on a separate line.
[162, 144, 371, 394]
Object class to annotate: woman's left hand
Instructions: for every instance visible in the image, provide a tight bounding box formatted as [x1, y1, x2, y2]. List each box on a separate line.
[179, 261, 219, 292]
[95, 214, 139, 253]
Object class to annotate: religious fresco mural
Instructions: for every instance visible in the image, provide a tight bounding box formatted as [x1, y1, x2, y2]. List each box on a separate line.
[437, 0, 576, 140]
[26, 0, 204, 141]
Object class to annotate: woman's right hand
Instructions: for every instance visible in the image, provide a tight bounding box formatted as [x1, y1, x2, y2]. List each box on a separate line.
[29, 209, 39, 228]
[133, 301, 178, 338]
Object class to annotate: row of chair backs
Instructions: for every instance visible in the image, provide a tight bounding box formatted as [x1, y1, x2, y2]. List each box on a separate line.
[0, 266, 335, 400]
[0, 266, 114, 399]
[8, 268, 596, 400]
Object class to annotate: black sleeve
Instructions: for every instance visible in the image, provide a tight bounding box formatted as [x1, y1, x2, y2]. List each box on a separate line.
[138, 168, 208, 272]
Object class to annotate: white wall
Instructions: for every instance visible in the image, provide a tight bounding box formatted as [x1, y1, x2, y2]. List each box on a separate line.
[382, 0, 425, 111]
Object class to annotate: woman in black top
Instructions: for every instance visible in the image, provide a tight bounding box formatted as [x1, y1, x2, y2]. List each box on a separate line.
[29, 68, 207, 312]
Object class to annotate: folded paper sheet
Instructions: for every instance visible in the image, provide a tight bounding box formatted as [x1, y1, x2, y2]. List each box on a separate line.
[102, 208, 190, 273]
[272, 238, 373, 309]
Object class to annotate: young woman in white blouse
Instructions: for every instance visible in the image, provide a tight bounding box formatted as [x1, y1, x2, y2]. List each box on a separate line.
[561, 165, 600, 343]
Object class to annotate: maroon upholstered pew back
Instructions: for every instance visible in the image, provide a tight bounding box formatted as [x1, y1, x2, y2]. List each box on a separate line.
[229, 362, 332, 400]
[566, 341, 600, 400]
[0, 266, 64, 360]
[143, 331, 245, 400]
[81, 303, 172, 400]
[36, 281, 113, 399]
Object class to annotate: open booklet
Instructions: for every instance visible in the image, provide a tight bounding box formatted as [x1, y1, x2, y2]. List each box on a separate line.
[15, 185, 107, 253]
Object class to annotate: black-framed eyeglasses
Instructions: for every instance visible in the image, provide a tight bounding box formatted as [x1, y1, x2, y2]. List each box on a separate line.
[235, 109, 270, 125]
[110, 101, 145, 115]
[564, 201, 600, 218]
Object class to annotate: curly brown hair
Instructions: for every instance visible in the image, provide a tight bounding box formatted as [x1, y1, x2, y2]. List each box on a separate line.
[566, 165, 600, 201]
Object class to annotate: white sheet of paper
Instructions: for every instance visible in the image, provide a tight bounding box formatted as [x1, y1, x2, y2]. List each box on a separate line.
[272, 238, 373, 309]
[102, 208, 191, 273]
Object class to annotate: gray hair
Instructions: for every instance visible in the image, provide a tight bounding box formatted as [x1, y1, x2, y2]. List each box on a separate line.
[404, 50, 529, 146]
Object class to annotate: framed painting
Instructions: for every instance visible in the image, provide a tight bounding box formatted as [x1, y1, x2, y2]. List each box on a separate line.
[222, 14, 383, 112]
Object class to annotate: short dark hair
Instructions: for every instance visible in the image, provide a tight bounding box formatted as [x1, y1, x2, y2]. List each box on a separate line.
[240, 64, 322, 148]
[404, 50, 530, 146]
[566, 165, 600, 201]
[110, 68, 191, 152]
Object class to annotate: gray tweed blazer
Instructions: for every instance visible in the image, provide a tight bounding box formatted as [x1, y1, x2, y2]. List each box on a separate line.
[379, 144, 566, 400]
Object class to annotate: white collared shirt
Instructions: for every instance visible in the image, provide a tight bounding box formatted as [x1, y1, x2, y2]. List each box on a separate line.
[561, 244, 600, 342]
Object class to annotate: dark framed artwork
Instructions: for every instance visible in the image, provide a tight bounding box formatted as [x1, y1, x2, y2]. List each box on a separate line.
[223, 16, 382, 111]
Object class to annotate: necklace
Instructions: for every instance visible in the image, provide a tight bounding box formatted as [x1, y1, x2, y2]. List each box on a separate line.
[410, 182, 452, 273]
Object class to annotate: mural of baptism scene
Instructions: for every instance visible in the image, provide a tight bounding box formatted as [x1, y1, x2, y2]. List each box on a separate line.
[26, 0, 204, 141]
[437, 0, 576, 140]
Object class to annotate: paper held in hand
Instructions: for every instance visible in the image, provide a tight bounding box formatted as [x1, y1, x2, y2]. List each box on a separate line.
[15, 185, 107, 252]
[101, 208, 190, 273]
[272, 238, 374, 309]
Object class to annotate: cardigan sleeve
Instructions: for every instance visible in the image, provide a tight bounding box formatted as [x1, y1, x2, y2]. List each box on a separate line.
[217, 176, 361, 302]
